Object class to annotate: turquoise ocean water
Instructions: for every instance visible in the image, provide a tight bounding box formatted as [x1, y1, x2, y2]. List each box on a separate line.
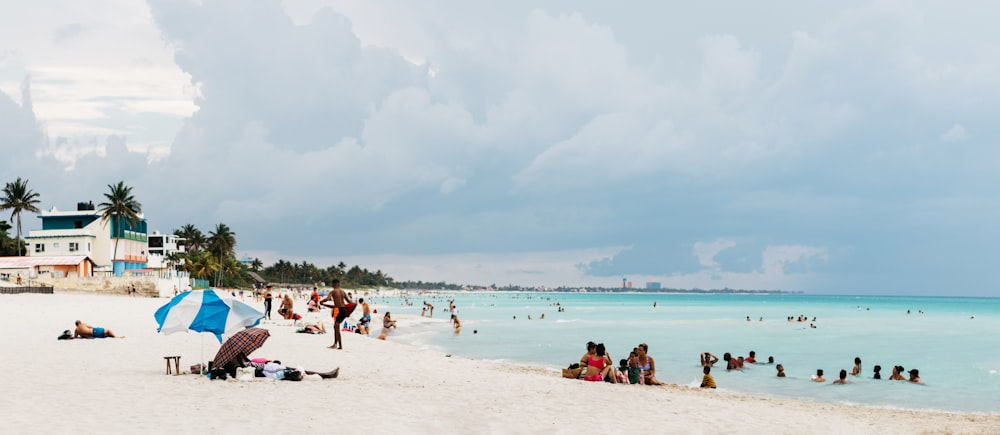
[367, 292, 1000, 413]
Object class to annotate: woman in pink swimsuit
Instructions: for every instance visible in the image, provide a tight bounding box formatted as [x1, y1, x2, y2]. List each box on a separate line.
[583, 343, 617, 383]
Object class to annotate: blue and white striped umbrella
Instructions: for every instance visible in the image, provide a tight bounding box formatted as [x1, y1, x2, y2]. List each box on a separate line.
[154, 289, 264, 342]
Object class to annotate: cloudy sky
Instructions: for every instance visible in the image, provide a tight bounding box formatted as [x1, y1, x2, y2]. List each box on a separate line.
[2, 0, 999, 296]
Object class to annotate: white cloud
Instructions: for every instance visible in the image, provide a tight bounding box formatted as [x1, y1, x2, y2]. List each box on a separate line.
[693, 239, 736, 268]
[698, 34, 760, 97]
[940, 123, 967, 142]
[5, 1, 1000, 295]
[760, 245, 828, 276]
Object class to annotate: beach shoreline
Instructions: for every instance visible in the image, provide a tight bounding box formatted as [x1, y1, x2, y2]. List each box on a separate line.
[3, 291, 997, 434]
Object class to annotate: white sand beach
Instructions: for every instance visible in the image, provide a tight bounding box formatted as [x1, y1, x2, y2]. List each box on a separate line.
[3, 292, 997, 434]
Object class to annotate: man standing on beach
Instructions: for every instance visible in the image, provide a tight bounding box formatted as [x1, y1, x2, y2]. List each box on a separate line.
[319, 279, 352, 349]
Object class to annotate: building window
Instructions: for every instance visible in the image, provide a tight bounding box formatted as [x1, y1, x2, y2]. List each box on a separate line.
[53, 242, 60, 249]
[69, 242, 79, 252]
[87, 242, 91, 252]
[35, 243, 45, 253]
[74, 221, 83, 229]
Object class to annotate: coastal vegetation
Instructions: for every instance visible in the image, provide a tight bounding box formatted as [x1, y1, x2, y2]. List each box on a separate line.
[256, 259, 392, 289]
[0, 177, 41, 256]
[1, 176, 791, 293]
[169, 224, 393, 289]
[98, 181, 142, 268]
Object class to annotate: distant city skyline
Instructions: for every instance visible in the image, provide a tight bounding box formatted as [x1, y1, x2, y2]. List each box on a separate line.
[2, 1, 999, 296]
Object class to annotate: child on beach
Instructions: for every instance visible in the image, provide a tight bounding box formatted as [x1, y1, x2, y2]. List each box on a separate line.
[700, 366, 717, 389]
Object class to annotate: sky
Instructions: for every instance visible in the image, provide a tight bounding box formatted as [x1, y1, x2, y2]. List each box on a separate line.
[2, 0, 999, 296]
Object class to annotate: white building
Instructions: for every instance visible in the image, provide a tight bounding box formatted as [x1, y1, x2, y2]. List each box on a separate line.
[24, 204, 148, 276]
[147, 231, 186, 273]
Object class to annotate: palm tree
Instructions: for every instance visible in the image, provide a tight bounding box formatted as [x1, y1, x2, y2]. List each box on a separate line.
[0, 177, 42, 256]
[207, 223, 236, 287]
[0, 220, 14, 256]
[250, 258, 263, 272]
[207, 223, 236, 259]
[98, 181, 142, 274]
[165, 251, 185, 273]
[187, 250, 219, 280]
[174, 224, 204, 254]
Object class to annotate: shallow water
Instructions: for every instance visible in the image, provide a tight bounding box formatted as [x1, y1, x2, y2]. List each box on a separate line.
[369, 291, 1000, 413]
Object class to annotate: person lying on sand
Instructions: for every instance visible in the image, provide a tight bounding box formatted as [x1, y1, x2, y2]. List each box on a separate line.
[73, 320, 124, 339]
[230, 353, 339, 379]
[297, 321, 326, 334]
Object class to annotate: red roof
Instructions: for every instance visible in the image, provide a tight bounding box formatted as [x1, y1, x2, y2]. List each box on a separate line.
[0, 256, 92, 268]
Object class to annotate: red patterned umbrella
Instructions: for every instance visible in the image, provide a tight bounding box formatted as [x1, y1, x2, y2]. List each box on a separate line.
[212, 327, 270, 369]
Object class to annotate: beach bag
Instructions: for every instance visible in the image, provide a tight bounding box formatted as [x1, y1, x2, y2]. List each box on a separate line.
[236, 367, 255, 381]
[57, 330, 72, 340]
[562, 366, 583, 379]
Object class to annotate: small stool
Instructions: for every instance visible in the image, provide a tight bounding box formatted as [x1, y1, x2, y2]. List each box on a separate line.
[164, 356, 181, 375]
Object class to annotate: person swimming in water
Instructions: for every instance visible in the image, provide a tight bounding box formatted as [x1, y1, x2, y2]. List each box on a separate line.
[812, 369, 826, 382]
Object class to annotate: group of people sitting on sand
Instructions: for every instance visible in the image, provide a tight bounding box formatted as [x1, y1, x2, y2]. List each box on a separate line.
[565, 341, 666, 386]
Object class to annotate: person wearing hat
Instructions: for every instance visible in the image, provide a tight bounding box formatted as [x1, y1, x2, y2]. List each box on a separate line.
[908, 369, 921, 383]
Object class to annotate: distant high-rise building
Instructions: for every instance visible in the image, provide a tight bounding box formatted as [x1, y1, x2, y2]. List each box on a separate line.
[646, 282, 661, 290]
